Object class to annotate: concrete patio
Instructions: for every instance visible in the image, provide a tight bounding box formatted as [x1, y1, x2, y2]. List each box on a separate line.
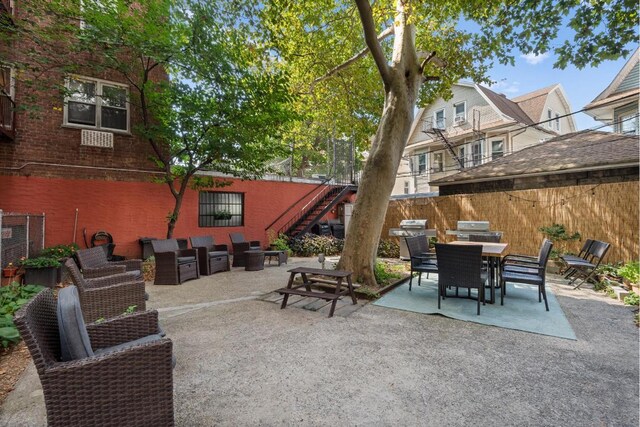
[1, 257, 638, 426]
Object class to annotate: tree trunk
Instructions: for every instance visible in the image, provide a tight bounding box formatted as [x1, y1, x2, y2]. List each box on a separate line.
[338, 9, 421, 287]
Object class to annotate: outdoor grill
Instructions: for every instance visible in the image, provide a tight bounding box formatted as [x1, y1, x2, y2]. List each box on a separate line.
[445, 221, 503, 241]
[389, 219, 437, 260]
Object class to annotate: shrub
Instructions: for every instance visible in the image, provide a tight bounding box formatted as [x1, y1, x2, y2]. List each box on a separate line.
[618, 261, 640, 284]
[269, 233, 292, 255]
[538, 223, 581, 259]
[40, 243, 79, 259]
[0, 283, 45, 347]
[373, 261, 402, 285]
[623, 292, 639, 306]
[19, 256, 61, 268]
[289, 234, 343, 257]
[377, 240, 399, 258]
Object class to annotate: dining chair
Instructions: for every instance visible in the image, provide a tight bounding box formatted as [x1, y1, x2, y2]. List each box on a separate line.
[405, 236, 438, 291]
[435, 243, 486, 315]
[500, 240, 554, 311]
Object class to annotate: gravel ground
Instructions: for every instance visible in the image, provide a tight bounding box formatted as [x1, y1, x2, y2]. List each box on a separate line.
[1, 257, 638, 426]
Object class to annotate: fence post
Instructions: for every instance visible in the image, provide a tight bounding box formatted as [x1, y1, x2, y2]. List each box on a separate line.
[42, 212, 46, 254]
[0, 209, 3, 269]
[26, 214, 30, 259]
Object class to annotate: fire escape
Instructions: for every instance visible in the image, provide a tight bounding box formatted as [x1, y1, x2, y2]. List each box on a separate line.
[422, 118, 465, 169]
[0, 0, 16, 141]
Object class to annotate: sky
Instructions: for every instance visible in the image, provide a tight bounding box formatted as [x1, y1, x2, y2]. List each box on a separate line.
[485, 50, 634, 130]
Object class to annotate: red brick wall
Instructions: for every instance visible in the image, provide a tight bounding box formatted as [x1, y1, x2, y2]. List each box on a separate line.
[1, 175, 336, 258]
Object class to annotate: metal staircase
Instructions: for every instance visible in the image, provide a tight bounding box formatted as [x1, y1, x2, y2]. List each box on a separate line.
[422, 120, 464, 169]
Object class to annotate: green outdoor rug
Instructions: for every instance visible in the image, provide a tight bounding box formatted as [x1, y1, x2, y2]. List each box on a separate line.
[373, 276, 576, 340]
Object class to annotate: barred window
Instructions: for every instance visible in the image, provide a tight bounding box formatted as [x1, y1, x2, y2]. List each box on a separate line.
[199, 192, 244, 227]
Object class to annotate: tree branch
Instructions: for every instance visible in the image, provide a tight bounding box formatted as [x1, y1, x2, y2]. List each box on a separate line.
[354, 0, 391, 89]
[311, 26, 394, 90]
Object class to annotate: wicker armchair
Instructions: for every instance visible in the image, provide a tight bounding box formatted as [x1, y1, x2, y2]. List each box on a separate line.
[151, 239, 199, 285]
[229, 233, 262, 267]
[76, 246, 142, 279]
[189, 235, 230, 275]
[435, 243, 486, 315]
[405, 236, 438, 291]
[14, 288, 174, 427]
[64, 259, 146, 322]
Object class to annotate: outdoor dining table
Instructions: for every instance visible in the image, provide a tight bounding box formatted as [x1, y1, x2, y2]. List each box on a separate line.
[449, 240, 509, 304]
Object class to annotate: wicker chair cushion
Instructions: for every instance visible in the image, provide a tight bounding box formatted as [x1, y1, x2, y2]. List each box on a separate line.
[95, 335, 176, 368]
[57, 286, 94, 362]
[208, 250, 228, 257]
[177, 256, 196, 264]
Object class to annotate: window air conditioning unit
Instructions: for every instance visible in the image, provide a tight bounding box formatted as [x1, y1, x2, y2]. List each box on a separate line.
[454, 116, 467, 125]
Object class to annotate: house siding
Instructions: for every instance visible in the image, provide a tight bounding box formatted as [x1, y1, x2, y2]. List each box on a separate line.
[614, 62, 639, 95]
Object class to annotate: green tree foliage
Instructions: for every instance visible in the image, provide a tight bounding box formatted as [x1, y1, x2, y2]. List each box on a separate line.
[2, 0, 295, 237]
[258, 0, 637, 286]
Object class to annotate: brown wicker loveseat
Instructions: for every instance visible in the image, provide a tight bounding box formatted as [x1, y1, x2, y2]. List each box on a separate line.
[64, 258, 146, 322]
[189, 235, 230, 275]
[75, 245, 143, 279]
[14, 287, 174, 427]
[151, 239, 199, 285]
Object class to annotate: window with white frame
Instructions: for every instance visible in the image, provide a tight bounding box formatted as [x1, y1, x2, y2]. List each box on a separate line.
[1, 65, 15, 129]
[65, 76, 129, 132]
[491, 140, 504, 160]
[433, 152, 443, 172]
[555, 113, 560, 131]
[454, 102, 466, 123]
[620, 113, 639, 135]
[471, 141, 483, 166]
[458, 146, 466, 167]
[417, 153, 427, 173]
[547, 108, 553, 129]
[434, 109, 445, 129]
[403, 181, 409, 194]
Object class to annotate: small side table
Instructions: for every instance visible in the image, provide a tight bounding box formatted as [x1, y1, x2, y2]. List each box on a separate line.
[245, 250, 265, 271]
[263, 250, 288, 266]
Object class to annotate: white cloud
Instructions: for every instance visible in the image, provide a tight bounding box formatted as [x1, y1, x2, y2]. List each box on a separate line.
[521, 52, 550, 65]
[488, 80, 521, 95]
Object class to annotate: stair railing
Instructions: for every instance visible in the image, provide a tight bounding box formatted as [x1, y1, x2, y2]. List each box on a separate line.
[276, 184, 340, 237]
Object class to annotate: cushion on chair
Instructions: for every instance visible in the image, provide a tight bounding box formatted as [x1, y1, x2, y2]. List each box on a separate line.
[94, 334, 164, 356]
[208, 251, 229, 257]
[57, 286, 94, 362]
[177, 256, 197, 264]
[501, 270, 543, 285]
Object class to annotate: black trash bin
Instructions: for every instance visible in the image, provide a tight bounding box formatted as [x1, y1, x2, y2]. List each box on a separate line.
[139, 237, 157, 260]
[331, 224, 345, 239]
[311, 222, 331, 236]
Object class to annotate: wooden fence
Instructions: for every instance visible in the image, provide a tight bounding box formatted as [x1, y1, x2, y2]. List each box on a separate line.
[383, 181, 639, 263]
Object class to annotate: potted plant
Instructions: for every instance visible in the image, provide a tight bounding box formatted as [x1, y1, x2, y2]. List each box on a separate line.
[538, 223, 581, 273]
[2, 263, 17, 278]
[618, 261, 640, 294]
[212, 210, 233, 220]
[19, 256, 61, 288]
[40, 243, 78, 282]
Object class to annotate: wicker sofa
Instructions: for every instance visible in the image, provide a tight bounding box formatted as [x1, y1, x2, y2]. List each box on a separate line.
[151, 239, 199, 285]
[14, 288, 174, 427]
[64, 258, 146, 322]
[75, 246, 143, 279]
[189, 235, 230, 275]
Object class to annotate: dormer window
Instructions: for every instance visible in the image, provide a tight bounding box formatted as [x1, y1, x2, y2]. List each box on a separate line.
[547, 108, 553, 129]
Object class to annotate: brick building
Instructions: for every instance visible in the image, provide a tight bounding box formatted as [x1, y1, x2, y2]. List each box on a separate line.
[0, 1, 343, 260]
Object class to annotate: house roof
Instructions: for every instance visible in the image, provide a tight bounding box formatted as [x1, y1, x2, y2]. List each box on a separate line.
[511, 84, 559, 123]
[430, 130, 639, 185]
[477, 85, 535, 125]
[588, 47, 639, 105]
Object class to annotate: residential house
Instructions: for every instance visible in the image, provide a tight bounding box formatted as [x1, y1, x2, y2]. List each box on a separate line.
[584, 47, 639, 135]
[393, 82, 576, 195]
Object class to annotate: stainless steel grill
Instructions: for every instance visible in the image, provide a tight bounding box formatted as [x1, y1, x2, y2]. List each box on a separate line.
[389, 219, 437, 259]
[445, 221, 502, 241]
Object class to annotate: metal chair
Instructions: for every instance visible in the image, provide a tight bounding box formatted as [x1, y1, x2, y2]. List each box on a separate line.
[500, 240, 554, 311]
[151, 239, 199, 285]
[564, 240, 610, 289]
[229, 233, 262, 267]
[560, 239, 594, 279]
[189, 235, 230, 275]
[64, 258, 146, 322]
[405, 236, 438, 291]
[435, 243, 486, 315]
[14, 288, 174, 427]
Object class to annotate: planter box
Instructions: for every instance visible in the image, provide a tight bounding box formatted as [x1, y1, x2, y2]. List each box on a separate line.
[1, 273, 23, 287]
[24, 267, 58, 288]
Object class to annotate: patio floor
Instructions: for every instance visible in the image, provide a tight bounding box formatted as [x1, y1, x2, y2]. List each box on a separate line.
[1, 257, 638, 426]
